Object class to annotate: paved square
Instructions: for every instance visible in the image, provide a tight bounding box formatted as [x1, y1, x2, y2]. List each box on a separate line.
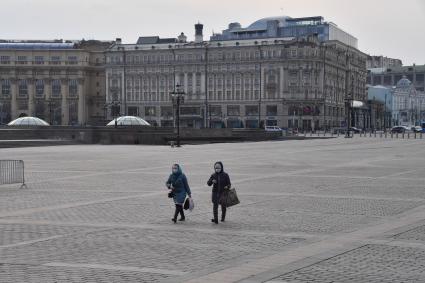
[1, 137, 425, 282]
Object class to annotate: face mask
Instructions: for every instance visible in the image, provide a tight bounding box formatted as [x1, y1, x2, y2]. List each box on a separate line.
[215, 168, 221, 173]
[172, 168, 178, 174]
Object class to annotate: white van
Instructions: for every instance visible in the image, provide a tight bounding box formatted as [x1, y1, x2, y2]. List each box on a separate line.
[265, 126, 282, 132]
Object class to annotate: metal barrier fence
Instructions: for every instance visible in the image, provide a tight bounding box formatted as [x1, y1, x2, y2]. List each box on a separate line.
[0, 160, 26, 188]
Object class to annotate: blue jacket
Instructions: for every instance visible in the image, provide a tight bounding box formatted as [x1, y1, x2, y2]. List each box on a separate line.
[166, 165, 191, 204]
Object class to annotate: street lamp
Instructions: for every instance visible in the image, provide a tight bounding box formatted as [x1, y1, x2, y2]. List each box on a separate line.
[46, 99, 54, 125]
[345, 97, 352, 138]
[170, 84, 185, 147]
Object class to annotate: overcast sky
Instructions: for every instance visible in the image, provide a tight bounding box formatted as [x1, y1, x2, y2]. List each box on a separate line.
[2, 0, 424, 65]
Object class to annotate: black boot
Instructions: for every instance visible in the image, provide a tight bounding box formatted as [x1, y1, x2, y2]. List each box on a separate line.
[179, 205, 185, 221]
[212, 203, 219, 224]
[172, 205, 179, 223]
[221, 206, 226, 222]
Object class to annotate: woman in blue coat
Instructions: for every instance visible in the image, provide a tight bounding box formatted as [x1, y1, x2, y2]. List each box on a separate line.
[166, 164, 192, 223]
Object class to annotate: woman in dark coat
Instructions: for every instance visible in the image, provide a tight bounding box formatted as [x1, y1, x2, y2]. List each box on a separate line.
[166, 164, 192, 223]
[207, 161, 231, 224]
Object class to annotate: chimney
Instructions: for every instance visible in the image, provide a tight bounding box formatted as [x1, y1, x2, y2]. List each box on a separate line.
[115, 38, 122, 44]
[195, 23, 204, 43]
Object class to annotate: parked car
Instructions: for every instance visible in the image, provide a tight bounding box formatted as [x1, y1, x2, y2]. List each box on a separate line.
[265, 126, 282, 132]
[391, 126, 410, 133]
[350, 127, 362, 133]
[411, 126, 423, 133]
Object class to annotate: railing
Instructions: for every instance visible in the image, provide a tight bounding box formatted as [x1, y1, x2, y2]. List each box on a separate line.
[0, 160, 26, 189]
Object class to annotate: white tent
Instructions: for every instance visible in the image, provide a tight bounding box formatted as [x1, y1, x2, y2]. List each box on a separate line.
[8, 117, 50, 126]
[106, 116, 151, 127]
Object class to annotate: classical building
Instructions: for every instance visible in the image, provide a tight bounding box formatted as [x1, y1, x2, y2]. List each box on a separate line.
[366, 55, 402, 69]
[105, 16, 367, 130]
[0, 40, 113, 125]
[391, 76, 425, 126]
[367, 64, 425, 92]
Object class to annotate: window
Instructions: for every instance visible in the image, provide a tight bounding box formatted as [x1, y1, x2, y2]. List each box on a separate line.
[34, 56, 44, 65]
[51, 79, 61, 97]
[209, 105, 222, 116]
[17, 56, 27, 64]
[145, 106, 156, 116]
[128, 106, 139, 116]
[227, 105, 240, 116]
[180, 107, 200, 116]
[35, 80, 44, 96]
[0, 56, 10, 64]
[160, 106, 173, 117]
[1, 79, 10, 96]
[69, 79, 78, 97]
[266, 105, 277, 116]
[67, 56, 78, 65]
[18, 80, 28, 96]
[51, 56, 61, 65]
[245, 105, 259, 116]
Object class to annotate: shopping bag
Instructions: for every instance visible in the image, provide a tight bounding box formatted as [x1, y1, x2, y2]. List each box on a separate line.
[220, 188, 240, 208]
[189, 198, 195, 211]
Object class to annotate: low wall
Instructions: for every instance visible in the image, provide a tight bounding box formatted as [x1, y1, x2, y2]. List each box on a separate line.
[0, 126, 282, 145]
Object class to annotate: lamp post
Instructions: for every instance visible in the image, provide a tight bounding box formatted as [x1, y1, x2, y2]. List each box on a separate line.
[0, 102, 3, 125]
[170, 84, 185, 147]
[345, 97, 352, 138]
[46, 99, 54, 125]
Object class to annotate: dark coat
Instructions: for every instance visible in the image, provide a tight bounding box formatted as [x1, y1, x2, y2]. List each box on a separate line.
[166, 165, 191, 204]
[207, 162, 231, 204]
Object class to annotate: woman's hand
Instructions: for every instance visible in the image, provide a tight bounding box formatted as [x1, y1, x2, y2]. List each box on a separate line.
[212, 179, 217, 184]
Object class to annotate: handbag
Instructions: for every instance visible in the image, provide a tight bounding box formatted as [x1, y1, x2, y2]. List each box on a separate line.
[219, 187, 240, 208]
[168, 190, 175, 198]
[183, 197, 190, 210]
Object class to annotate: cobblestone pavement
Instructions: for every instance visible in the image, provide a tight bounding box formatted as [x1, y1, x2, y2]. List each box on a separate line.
[1, 137, 425, 282]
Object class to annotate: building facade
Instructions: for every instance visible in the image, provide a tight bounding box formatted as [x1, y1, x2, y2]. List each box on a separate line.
[367, 64, 425, 92]
[366, 55, 402, 69]
[391, 76, 425, 126]
[0, 40, 112, 125]
[105, 17, 367, 130]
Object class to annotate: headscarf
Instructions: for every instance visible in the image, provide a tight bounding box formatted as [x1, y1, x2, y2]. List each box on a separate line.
[214, 161, 224, 173]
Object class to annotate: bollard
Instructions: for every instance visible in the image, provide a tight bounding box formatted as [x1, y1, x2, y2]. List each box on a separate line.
[370, 131, 372, 137]
[402, 132, 405, 139]
[380, 132, 382, 138]
[337, 131, 340, 137]
[391, 132, 393, 139]
[374, 131, 377, 138]
[408, 132, 410, 139]
[310, 131, 313, 137]
[415, 132, 417, 139]
[396, 133, 399, 139]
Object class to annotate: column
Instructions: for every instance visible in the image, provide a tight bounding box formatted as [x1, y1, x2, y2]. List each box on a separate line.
[184, 73, 188, 93]
[192, 73, 196, 96]
[28, 79, 35, 117]
[10, 79, 18, 120]
[44, 79, 51, 123]
[279, 66, 284, 99]
[77, 78, 85, 125]
[61, 79, 69, 125]
[200, 73, 205, 97]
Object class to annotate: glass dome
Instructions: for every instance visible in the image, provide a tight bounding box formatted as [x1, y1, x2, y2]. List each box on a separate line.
[106, 116, 151, 126]
[8, 117, 50, 126]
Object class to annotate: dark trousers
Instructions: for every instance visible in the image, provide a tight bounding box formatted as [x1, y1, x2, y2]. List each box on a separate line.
[213, 202, 226, 221]
[173, 204, 185, 220]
